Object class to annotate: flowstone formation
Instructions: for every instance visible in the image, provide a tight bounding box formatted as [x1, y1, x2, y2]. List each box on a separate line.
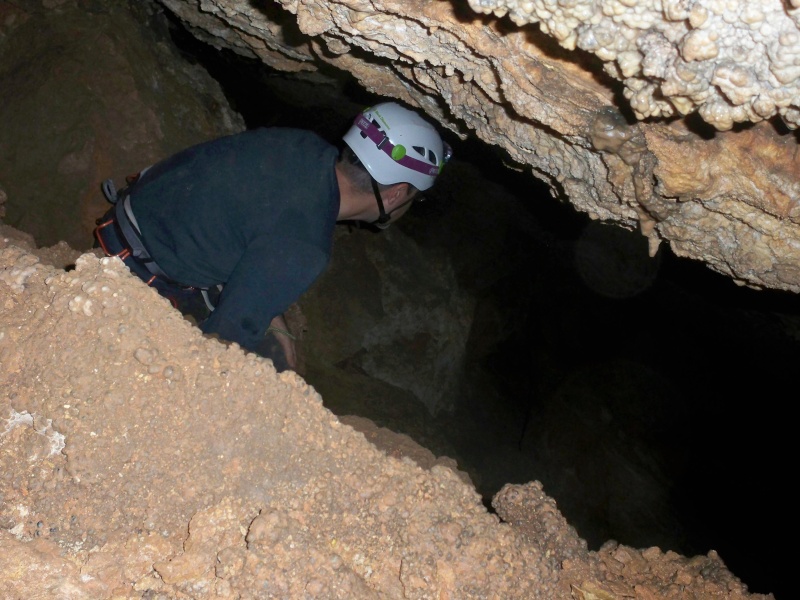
[469, 0, 800, 131]
[155, 0, 800, 295]
[0, 228, 772, 600]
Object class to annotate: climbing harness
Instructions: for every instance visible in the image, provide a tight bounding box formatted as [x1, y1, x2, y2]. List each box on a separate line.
[94, 171, 205, 309]
[99, 173, 169, 279]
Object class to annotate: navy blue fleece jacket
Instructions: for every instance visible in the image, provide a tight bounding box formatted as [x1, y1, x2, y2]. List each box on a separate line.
[128, 127, 340, 352]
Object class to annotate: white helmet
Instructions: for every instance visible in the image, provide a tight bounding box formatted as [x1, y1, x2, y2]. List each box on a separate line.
[343, 102, 449, 191]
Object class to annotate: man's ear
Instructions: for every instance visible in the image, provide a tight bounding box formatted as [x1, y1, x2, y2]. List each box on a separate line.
[384, 183, 411, 210]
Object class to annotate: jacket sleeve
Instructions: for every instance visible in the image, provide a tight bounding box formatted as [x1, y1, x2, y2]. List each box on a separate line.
[200, 236, 328, 353]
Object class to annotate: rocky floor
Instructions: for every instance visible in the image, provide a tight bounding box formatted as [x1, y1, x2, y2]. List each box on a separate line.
[0, 227, 774, 599]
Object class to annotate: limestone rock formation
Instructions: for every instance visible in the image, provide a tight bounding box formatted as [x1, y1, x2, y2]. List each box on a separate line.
[156, 0, 800, 295]
[469, 0, 800, 131]
[0, 232, 770, 600]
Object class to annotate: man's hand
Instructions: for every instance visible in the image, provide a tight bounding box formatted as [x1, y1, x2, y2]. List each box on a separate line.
[268, 314, 297, 371]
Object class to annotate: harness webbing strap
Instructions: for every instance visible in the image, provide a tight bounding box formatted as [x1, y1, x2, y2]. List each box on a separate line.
[123, 195, 143, 235]
[98, 174, 219, 312]
[113, 198, 170, 280]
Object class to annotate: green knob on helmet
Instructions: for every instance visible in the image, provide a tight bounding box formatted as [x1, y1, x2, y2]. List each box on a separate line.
[391, 145, 407, 161]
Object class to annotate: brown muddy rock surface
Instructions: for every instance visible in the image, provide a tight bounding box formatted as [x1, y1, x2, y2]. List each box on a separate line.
[0, 231, 772, 598]
[0, 0, 244, 250]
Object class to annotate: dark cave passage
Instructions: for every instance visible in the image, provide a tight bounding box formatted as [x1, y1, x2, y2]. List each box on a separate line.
[156, 12, 793, 597]
[4, 5, 788, 594]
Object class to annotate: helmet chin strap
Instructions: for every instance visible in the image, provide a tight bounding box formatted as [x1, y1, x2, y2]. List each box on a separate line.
[371, 178, 392, 228]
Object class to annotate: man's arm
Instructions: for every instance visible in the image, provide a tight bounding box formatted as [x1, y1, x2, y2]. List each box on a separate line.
[267, 314, 296, 371]
[199, 239, 326, 366]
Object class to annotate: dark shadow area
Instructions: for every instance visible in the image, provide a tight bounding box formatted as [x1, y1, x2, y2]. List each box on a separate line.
[680, 111, 720, 140]
[159, 10, 791, 597]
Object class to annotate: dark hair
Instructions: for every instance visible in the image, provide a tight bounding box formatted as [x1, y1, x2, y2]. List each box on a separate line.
[338, 146, 419, 196]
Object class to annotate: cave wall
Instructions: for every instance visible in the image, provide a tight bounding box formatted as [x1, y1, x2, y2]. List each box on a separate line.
[155, 0, 800, 295]
[0, 0, 245, 250]
[0, 2, 788, 597]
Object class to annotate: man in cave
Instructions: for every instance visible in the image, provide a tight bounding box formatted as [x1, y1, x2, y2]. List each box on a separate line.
[94, 101, 451, 372]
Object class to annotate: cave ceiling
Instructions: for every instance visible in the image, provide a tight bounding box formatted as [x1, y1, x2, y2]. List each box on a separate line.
[157, 0, 800, 294]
